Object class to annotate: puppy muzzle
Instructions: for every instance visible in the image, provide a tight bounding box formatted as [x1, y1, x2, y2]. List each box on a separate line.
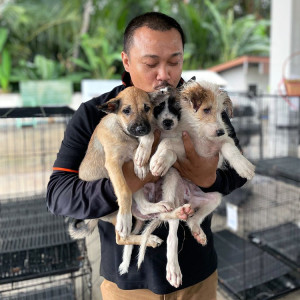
[128, 121, 151, 137]
[162, 119, 174, 130]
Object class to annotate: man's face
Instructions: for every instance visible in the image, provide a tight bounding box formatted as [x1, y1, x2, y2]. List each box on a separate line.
[122, 27, 184, 92]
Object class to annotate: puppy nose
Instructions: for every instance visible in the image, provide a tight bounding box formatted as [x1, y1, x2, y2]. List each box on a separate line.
[216, 129, 225, 136]
[163, 119, 174, 129]
[135, 125, 149, 135]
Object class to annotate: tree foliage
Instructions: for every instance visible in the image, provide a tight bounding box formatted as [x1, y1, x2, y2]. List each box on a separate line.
[0, 0, 270, 89]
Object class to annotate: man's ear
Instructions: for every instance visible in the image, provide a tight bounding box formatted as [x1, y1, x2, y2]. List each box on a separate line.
[121, 51, 130, 72]
[97, 98, 121, 114]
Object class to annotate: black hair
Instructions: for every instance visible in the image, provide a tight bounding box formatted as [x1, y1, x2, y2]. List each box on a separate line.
[123, 12, 185, 54]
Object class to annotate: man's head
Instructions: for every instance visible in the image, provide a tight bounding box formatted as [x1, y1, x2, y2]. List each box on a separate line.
[122, 12, 185, 92]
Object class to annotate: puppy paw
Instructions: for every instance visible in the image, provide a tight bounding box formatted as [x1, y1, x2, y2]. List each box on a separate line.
[233, 157, 255, 180]
[166, 262, 182, 288]
[175, 204, 194, 221]
[134, 146, 151, 167]
[147, 235, 164, 248]
[118, 261, 129, 275]
[150, 155, 173, 177]
[116, 213, 132, 238]
[187, 220, 207, 246]
[192, 230, 207, 246]
[134, 164, 149, 180]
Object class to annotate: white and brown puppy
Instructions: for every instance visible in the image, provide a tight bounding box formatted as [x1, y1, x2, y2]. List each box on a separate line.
[70, 86, 165, 248]
[118, 87, 195, 275]
[137, 80, 255, 287]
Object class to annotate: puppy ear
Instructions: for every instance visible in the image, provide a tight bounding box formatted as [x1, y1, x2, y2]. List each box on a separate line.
[187, 76, 196, 83]
[147, 91, 160, 103]
[181, 83, 204, 112]
[97, 98, 120, 114]
[223, 94, 233, 118]
[148, 88, 170, 105]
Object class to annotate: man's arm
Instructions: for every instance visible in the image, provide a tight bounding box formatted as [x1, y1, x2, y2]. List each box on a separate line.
[47, 171, 118, 219]
[46, 102, 119, 219]
[46, 102, 161, 220]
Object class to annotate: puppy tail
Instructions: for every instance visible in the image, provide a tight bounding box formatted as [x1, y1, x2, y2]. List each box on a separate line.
[68, 218, 99, 240]
[137, 219, 161, 269]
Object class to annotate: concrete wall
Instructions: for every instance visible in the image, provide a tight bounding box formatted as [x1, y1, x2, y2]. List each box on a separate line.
[220, 64, 269, 94]
[270, 0, 300, 93]
[220, 66, 246, 92]
[247, 65, 270, 94]
[269, 0, 300, 158]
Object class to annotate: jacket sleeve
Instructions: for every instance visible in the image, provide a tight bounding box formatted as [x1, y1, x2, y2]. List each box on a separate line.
[200, 112, 247, 195]
[46, 101, 118, 219]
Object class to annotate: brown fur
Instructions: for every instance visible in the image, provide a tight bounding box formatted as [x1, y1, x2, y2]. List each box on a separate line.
[75, 87, 162, 247]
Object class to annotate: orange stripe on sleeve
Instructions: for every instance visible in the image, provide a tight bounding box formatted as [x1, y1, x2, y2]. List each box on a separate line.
[53, 167, 79, 173]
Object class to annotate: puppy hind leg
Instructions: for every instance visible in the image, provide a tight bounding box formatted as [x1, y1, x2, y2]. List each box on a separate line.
[166, 219, 182, 288]
[105, 158, 133, 238]
[134, 189, 174, 215]
[187, 193, 222, 245]
[119, 219, 144, 275]
[137, 219, 162, 269]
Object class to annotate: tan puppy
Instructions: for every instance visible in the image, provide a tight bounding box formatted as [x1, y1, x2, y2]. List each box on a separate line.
[71, 86, 163, 248]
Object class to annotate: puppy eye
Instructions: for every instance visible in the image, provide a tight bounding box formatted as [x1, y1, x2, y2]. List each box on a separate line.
[122, 107, 131, 115]
[144, 104, 150, 113]
[203, 108, 211, 114]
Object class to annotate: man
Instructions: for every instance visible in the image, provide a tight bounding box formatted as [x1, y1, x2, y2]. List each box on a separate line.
[47, 12, 246, 300]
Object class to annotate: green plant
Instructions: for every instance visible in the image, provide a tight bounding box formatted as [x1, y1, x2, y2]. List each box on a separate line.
[71, 29, 122, 79]
[203, 0, 270, 64]
[11, 54, 89, 83]
[0, 28, 12, 92]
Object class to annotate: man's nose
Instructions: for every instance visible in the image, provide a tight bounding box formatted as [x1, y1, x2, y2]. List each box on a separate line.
[156, 65, 170, 81]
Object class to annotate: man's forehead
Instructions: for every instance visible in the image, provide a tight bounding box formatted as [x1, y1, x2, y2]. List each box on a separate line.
[132, 27, 183, 46]
[141, 53, 183, 59]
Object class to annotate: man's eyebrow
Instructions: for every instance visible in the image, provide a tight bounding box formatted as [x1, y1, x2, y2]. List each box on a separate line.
[142, 52, 183, 59]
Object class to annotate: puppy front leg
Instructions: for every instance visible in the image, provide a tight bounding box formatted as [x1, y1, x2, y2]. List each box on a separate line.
[221, 142, 255, 180]
[134, 132, 154, 167]
[166, 219, 182, 288]
[105, 158, 133, 238]
[150, 139, 178, 177]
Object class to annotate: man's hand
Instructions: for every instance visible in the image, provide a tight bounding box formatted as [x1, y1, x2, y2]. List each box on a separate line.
[123, 130, 161, 193]
[173, 131, 219, 188]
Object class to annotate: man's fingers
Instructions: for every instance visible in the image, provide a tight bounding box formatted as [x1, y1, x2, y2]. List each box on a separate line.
[173, 160, 180, 170]
[182, 131, 197, 160]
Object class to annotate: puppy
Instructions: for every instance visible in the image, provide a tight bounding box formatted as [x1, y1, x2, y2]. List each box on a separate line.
[118, 89, 192, 275]
[69, 86, 165, 248]
[137, 80, 255, 287]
